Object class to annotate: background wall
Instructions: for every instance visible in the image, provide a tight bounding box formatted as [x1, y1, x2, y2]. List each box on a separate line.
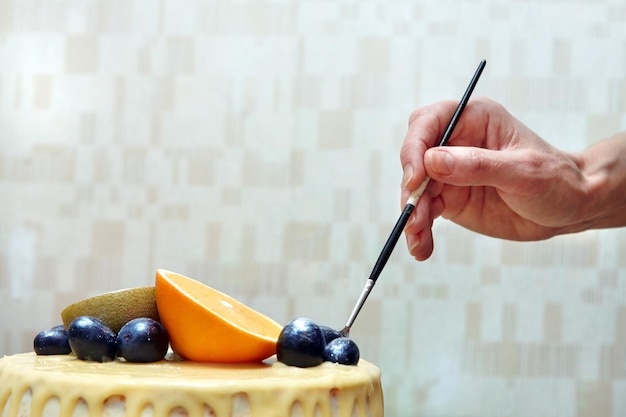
[1, 0, 626, 416]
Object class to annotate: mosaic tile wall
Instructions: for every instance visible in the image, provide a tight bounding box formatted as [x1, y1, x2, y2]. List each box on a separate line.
[1, 1, 626, 416]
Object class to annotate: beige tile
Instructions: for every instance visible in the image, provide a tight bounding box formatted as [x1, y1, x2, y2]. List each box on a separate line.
[65, 35, 98, 73]
[32, 74, 52, 109]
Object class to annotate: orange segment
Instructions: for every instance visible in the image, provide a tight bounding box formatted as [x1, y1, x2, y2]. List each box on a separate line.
[155, 269, 282, 363]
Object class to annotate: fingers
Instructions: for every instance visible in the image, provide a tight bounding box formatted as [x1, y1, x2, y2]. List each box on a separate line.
[404, 194, 435, 261]
[405, 228, 434, 261]
[400, 101, 459, 203]
[399, 98, 510, 260]
[403, 183, 444, 261]
[424, 146, 525, 191]
[400, 98, 506, 201]
[399, 101, 459, 260]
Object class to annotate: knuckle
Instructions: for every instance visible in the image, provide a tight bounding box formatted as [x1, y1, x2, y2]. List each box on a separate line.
[467, 150, 488, 176]
[408, 108, 427, 125]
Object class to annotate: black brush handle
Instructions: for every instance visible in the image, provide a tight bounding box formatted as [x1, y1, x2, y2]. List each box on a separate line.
[368, 203, 415, 283]
[438, 59, 486, 147]
[342, 203, 415, 331]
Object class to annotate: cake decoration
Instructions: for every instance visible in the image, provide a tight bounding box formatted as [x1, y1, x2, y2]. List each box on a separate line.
[33, 325, 71, 356]
[61, 286, 160, 334]
[67, 315, 118, 362]
[1, 269, 384, 417]
[117, 317, 169, 363]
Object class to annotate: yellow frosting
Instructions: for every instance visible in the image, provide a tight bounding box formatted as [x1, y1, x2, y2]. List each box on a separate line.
[0, 353, 383, 417]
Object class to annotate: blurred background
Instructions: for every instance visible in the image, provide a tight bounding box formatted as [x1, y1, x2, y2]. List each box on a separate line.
[1, 0, 626, 416]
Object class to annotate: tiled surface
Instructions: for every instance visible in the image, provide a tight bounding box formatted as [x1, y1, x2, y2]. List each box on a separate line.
[1, 1, 626, 416]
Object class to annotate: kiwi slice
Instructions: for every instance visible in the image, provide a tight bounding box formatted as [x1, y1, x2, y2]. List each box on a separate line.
[61, 287, 160, 334]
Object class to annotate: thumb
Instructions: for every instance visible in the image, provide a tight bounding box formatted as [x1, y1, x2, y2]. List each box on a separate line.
[424, 147, 519, 188]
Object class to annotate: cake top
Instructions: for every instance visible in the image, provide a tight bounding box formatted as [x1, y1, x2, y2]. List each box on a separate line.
[0, 352, 383, 417]
[1, 352, 380, 389]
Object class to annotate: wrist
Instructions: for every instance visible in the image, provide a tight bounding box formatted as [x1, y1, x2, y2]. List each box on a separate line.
[574, 133, 626, 230]
[578, 158, 609, 230]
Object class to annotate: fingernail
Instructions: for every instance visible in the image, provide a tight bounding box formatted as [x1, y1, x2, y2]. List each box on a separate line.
[406, 214, 414, 228]
[429, 150, 455, 175]
[408, 237, 420, 253]
[402, 164, 413, 188]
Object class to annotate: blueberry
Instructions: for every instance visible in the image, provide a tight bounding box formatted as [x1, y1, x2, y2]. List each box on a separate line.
[323, 337, 360, 365]
[117, 318, 169, 363]
[319, 325, 341, 345]
[277, 318, 326, 368]
[68, 316, 117, 362]
[34, 324, 72, 355]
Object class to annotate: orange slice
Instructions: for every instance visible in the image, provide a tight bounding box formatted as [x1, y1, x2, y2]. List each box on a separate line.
[154, 269, 282, 363]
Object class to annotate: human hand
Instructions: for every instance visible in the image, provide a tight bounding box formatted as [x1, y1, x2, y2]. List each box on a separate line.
[400, 98, 593, 261]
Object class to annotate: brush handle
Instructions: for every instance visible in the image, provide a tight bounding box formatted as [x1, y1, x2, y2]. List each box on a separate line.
[349, 175, 429, 326]
[342, 203, 415, 329]
[368, 203, 415, 283]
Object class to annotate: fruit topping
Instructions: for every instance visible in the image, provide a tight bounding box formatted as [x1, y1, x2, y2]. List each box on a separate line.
[155, 269, 282, 363]
[61, 287, 159, 334]
[67, 316, 118, 362]
[117, 318, 169, 363]
[33, 325, 71, 355]
[36, 269, 300, 365]
[319, 325, 341, 345]
[276, 318, 326, 368]
[323, 337, 360, 365]
[277, 318, 361, 367]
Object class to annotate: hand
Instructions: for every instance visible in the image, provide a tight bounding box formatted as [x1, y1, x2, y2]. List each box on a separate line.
[400, 98, 598, 261]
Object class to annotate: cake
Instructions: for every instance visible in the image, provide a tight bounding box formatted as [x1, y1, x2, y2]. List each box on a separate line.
[0, 352, 383, 417]
[1, 269, 384, 417]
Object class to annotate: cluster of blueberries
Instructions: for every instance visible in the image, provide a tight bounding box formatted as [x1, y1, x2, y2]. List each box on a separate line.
[34, 317, 169, 363]
[34, 316, 360, 367]
[276, 318, 360, 367]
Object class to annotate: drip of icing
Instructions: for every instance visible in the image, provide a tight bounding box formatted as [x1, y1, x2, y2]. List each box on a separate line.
[0, 353, 383, 417]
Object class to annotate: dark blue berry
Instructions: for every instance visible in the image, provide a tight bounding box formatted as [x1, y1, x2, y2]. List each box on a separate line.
[277, 318, 326, 368]
[34, 325, 71, 355]
[323, 337, 360, 365]
[319, 325, 341, 345]
[117, 318, 169, 363]
[67, 316, 117, 362]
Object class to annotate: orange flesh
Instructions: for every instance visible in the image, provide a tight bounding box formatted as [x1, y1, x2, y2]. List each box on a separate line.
[155, 269, 282, 362]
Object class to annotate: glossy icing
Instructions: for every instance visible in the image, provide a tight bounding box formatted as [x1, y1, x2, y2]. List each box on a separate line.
[0, 353, 383, 417]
